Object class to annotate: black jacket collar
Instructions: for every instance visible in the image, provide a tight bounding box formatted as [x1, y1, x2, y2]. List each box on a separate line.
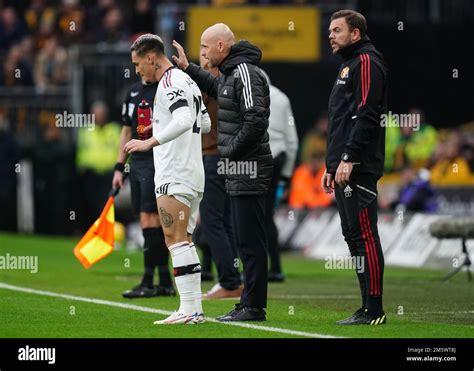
[339, 36, 373, 61]
[219, 40, 262, 75]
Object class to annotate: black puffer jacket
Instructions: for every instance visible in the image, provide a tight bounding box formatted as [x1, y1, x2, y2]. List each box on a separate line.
[186, 40, 273, 196]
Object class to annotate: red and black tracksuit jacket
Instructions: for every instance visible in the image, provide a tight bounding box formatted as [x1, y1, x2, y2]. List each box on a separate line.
[326, 36, 388, 178]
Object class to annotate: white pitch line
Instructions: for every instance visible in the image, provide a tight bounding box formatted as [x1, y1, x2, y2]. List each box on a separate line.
[0, 282, 341, 339]
[408, 311, 474, 315]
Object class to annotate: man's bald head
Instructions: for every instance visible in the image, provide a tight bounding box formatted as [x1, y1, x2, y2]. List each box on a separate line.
[200, 23, 235, 68]
[202, 23, 235, 45]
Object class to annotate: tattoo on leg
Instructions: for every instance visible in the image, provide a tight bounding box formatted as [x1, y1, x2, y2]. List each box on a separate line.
[159, 207, 174, 228]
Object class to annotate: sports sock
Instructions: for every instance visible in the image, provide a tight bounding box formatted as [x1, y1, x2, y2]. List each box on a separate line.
[145, 227, 172, 287]
[141, 228, 156, 288]
[366, 295, 383, 315]
[189, 243, 203, 314]
[169, 241, 202, 315]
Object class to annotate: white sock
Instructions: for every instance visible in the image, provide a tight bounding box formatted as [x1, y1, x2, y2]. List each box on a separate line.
[189, 243, 203, 314]
[169, 242, 202, 315]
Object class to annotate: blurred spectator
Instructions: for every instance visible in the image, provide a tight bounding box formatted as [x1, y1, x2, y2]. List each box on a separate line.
[131, 0, 155, 35]
[0, 44, 34, 86]
[299, 111, 327, 164]
[0, 7, 27, 53]
[86, 0, 116, 40]
[34, 35, 69, 91]
[96, 7, 128, 44]
[19, 36, 35, 61]
[24, 0, 57, 49]
[0, 110, 20, 232]
[76, 101, 121, 230]
[57, 0, 86, 46]
[289, 151, 332, 209]
[385, 108, 438, 172]
[459, 122, 474, 172]
[395, 166, 437, 213]
[430, 131, 473, 186]
[33, 122, 74, 234]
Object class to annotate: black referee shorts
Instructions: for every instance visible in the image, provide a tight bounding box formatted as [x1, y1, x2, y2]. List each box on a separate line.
[129, 159, 158, 216]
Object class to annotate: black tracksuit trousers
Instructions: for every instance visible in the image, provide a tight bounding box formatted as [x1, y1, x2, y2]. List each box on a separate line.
[334, 173, 385, 314]
[199, 155, 242, 290]
[230, 195, 268, 309]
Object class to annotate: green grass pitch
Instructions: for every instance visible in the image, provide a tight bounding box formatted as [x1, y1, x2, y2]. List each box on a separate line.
[0, 232, 473, 338]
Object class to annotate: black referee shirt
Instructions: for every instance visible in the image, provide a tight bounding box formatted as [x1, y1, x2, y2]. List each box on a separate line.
[122, 80, 158, 162]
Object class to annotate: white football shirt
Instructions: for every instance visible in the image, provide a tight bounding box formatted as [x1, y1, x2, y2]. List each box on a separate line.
[152, 67, 206, 193]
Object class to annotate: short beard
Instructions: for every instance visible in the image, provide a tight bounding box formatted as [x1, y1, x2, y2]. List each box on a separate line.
[334, 39, 353, 54]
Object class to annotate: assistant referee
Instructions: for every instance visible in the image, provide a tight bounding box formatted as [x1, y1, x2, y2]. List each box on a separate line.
[113, 76, 175, 299]
[322, 10, 388, 325]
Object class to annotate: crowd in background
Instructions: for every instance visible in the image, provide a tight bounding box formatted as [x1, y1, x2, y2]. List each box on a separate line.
[294, 109, 474, 212]
[0, 0, 160, 89]
[0, 1, 473, 235]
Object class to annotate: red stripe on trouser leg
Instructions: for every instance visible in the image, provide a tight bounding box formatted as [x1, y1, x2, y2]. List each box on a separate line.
[364, 208, 379, 295]
[358, 209, 374, 295]
[361, 207, 378, 295]
[364, 208, 380, 295]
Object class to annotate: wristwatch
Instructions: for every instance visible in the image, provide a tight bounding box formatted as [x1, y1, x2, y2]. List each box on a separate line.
[341, 153, 350, 162]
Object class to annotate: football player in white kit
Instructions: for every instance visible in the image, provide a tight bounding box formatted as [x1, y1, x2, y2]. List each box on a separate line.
[124, 34, 210, 324]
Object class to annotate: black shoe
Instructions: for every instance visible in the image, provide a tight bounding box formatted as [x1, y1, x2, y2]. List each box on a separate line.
[335, 307, 366, 325]
[217, 304, 266, 322]
[336, 309, 386, 325]
[200, 271, 214, 282]
[154, 285, 176, 297]
[268, 272, 285, 283]
[216, 303, 242, 321]
[122, 284, 156, 299]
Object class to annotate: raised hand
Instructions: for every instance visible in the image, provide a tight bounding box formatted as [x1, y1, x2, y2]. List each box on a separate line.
[172, 40, 190, 70]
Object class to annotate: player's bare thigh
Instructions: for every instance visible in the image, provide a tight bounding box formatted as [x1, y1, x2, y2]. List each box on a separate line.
[156, 195, 190, 247]
[139, 212, 161, 229]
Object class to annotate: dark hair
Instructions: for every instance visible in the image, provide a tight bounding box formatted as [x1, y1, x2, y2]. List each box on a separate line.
[130, 34, 164, 56]
[331, 10, 367, 38]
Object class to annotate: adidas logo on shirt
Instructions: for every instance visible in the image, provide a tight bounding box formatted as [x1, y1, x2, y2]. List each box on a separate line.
[344, 185, 353, 198]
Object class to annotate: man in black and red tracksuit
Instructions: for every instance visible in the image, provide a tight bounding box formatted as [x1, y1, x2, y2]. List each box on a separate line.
[322, 10, 388, 325]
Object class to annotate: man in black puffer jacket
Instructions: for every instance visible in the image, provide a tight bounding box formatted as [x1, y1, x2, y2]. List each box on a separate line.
[173, 23, 272, 322]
